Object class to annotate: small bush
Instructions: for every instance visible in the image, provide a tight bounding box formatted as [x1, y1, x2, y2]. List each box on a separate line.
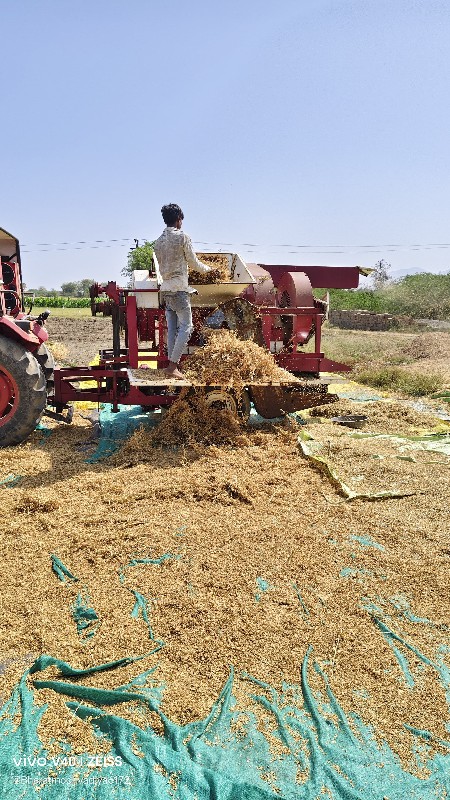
[379, 272, 450, 320]
[316, 272, 450, 320]
[353, 366, 443, 396]
[325, 289, 384, 312]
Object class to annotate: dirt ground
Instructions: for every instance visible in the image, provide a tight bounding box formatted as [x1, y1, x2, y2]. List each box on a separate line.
[46, 315, 113, 365]
[46, 315, 450, 386]
[321, 326, 450, 383]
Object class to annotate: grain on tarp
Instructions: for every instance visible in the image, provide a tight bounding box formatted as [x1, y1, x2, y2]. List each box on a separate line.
[0, 407, 449, 771]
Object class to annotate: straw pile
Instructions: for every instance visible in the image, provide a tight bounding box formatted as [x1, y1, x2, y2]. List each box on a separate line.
[46, 341, 68, 362]
[0, 405, 449, 775]
[189, 253, 230, 284]
[185, 329, 298, 390]
[144, 393, 249, 448]
[131, 330, 302, 448]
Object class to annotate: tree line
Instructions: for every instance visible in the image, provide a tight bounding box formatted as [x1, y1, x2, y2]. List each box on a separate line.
[26, 278, 95, 297]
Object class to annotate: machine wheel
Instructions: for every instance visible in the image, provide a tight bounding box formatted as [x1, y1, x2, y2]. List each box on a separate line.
[203, 388, 251, 422]
[0, 336, 47, 447]
[35, 343, 55, 395]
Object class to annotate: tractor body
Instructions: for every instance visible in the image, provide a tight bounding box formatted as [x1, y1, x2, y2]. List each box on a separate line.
[0, 228, 54, 445]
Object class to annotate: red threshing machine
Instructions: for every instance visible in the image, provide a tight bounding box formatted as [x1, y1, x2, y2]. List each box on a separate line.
[0, 227, 366, 447]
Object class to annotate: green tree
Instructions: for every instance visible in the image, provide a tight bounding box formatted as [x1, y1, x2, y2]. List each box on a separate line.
[60, 281, 78, 296]
[121, 240, 155, 281]
[78, 279, 95, 297]
[60, 279, 95, 297]
[32, 285, 59, 297]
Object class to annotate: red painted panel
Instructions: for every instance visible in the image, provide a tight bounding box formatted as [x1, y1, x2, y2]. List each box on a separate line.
[258, 265, 361, 290]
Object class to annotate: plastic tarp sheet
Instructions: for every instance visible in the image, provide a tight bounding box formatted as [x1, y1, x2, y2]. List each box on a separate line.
[297, 431, 416, 502]
[2, 644, 450, 799]
[2, 549, 450, 799]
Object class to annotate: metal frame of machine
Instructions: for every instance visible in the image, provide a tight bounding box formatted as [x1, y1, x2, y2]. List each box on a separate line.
[0, 228, 366, 445]
[51, 256, 362, 417]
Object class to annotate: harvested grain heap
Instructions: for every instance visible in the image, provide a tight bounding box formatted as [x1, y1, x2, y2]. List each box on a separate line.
[147, 394, 249, 447]
[0, 391, 449, 796]
[144, 329, 300, 446]
[189, 252, 230, 284]
[184, 328, 298, 389]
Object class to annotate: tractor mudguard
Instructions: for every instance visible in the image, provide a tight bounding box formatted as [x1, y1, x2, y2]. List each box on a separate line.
[0, 315, 48, 350]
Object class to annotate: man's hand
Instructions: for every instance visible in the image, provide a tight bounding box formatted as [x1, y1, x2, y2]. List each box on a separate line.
[189, 266, 225, 284]
[207, 268, 224, 281]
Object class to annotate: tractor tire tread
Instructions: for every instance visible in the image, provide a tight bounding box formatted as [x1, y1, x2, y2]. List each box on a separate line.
[0, 336, 47, 447]
[35, 343, 55, 394]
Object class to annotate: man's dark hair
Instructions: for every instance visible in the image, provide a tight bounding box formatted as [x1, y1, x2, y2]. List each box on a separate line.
[161, 203, 184, 226]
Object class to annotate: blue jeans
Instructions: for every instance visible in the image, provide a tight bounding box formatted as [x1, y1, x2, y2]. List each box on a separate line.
[161, 291, 193, 365]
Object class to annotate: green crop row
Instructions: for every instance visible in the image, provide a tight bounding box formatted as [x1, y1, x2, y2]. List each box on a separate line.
[31, 296, 91, 308]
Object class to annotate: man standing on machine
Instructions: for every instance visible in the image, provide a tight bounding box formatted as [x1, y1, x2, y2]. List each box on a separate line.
[154, 203, 212, 379]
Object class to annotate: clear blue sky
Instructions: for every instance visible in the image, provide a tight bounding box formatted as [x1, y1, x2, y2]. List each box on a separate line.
[2, 0, 450, 288]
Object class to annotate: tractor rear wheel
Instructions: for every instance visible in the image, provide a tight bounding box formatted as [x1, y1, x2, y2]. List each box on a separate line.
[0, 336, 47, 447]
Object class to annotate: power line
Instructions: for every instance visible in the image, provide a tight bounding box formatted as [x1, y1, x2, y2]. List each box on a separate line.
[20, 235, 450, 256]
[23, 237, 132, 246]
[22, 237, 133, 253]
[25, 245, 131, 253]
[192, 241, 450, 250]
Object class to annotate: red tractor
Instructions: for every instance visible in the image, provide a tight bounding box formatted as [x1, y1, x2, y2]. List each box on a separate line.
[0, 228, 55, 446]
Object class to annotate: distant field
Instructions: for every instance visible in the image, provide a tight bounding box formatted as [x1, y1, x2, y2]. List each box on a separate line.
[320, 326, 450, 394]
[44, 306, 92, 318]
